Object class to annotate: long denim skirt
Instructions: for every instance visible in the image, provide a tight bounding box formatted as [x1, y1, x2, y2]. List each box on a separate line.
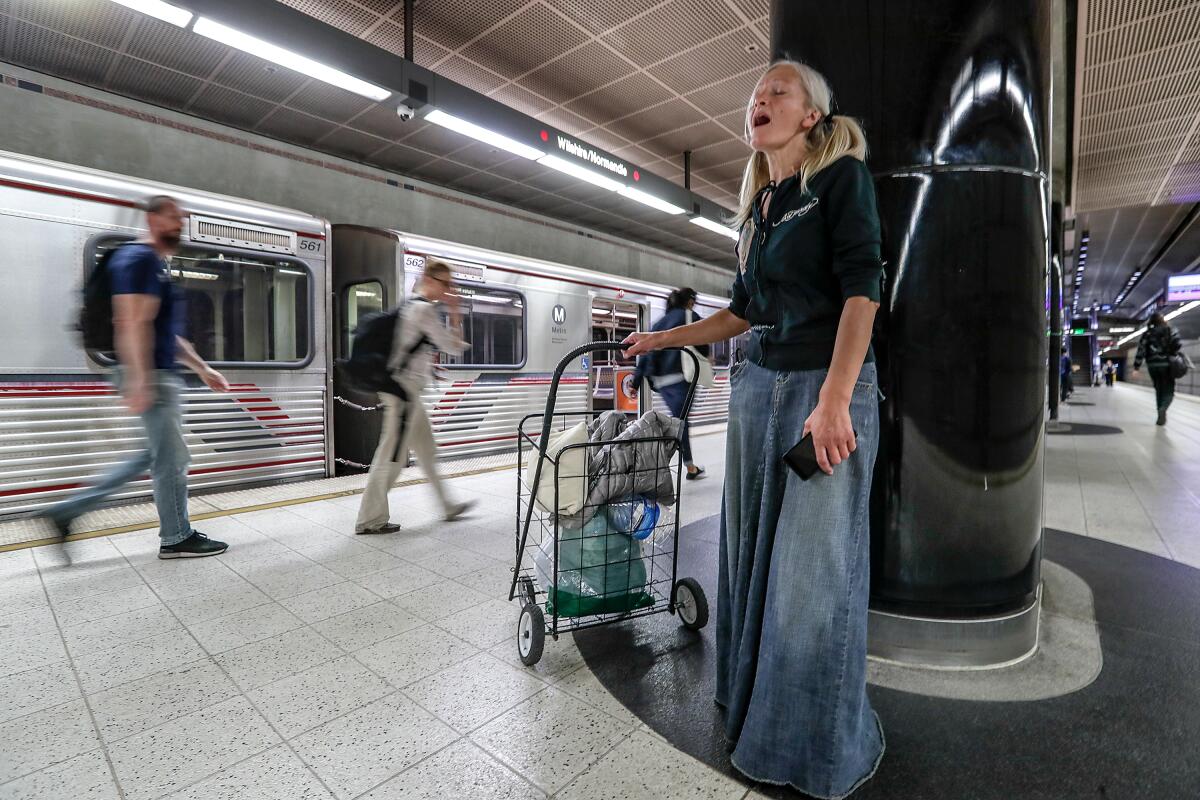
[716, 359, 884, 799]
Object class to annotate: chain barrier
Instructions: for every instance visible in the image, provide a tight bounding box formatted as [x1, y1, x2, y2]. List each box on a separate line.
[334, 457, 372, 470]
[333, 395, 382, 412]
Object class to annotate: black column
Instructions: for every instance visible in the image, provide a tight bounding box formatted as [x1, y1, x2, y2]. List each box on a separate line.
[772, 0, 1052, 616]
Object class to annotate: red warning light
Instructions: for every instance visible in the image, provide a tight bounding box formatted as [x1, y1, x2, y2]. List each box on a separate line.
[633, 170, 640, 181]
[539, 130, 549, 142]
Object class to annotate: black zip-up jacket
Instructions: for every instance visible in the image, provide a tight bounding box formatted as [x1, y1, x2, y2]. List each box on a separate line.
[1135, 324, 1182, 369]
[730, 155, 884, 371]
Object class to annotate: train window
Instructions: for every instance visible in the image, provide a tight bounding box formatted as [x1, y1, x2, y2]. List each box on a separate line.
[89, 237, 312, 366]
[440, 286, 525, 368]
[342, 281, 385, 356]
[709, 338, 733, 369]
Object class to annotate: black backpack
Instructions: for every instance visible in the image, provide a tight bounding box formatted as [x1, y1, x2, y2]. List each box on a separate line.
[77, 245, 127, 352]
[337, 304, 431, 400]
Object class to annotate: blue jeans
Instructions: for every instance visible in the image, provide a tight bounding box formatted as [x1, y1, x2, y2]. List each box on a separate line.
[48, 370, 193, 546]
[716, 359, 883, 799]
[656, 381, 693, 464]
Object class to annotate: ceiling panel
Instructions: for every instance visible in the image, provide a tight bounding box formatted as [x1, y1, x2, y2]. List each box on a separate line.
[564, 72, 675, 125]
[460, 3, 589, 78]
[543, 0, 656, 36]
[6, 18, 114, 86]
[647, 27, 764, 95]
[123, 18, 230, 79]
[318, 126, 391, 159]
[601, 0, 739, 68]
[209, 51, 310, 102]
[518, 40, 635, 106]
[287, 82, 378, 123]
[106, 57, 205, 108]
[8, 0, 135, 50]
[187, 84, 278, 129]
[255, 107, 341, 145]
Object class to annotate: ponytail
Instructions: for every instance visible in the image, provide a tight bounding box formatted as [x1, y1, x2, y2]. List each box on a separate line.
[733, 60, 868, 232]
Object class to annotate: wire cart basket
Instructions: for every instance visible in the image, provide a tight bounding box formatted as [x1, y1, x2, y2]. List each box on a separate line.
[510, 343, 709, 666]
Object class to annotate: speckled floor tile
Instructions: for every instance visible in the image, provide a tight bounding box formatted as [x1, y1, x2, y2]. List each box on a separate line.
[309, 601, 425, 652]
[367, 533, 454, 563]
[239, 562, 344, 601]
[280, 581, 381, 624]
[555, 731, 747, 800]
[291, 692, 457, 800]
[553, 666, 639, 727]
[321, 551, 408, 580]
[488, 633, 586, 683]
[163, 744, 333, 800]
[213, 627, 344, 692]
[401, 652, 546, 733]
[186, 602, 303, 654]
[0, 700, 100, 783]
[0, 661, 81, 725]
[0, 628, 67, 679]
[352, 624, 478, 688]
[390, 579, 490, 622]
[248, 656, 391, 739]
[51, 584, 163, 628]
[472, 687, 633, 793]
[433, 598, 521, 650]
[354, 562, 443, 599]
[453, 563, 515, 601]
[61, 604, 181, 658]
[0, 748, 118, 800]
[412, 545, 503, 580]
[89, 658, 237, 743]
[361, 739, 543, 800]
[164, 582, 273, 625]
[74, 628, 208, 695]
[106, 697, 278, 800]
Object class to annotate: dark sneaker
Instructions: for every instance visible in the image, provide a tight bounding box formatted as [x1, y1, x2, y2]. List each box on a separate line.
[444, 500, 476, 522]
[159, 532, 228, 559]
[40, 513, 71, 541]
[357, 522, 401, 535]
[1157, 410, 1167, 426]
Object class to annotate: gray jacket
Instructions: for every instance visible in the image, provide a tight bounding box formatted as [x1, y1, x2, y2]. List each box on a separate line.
[561, 410, 681, 526]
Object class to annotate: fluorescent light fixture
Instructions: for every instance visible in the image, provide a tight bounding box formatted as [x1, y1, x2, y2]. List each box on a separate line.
[111, 0, 192, 27]
[618, 186, 686, 215]
[536, 155, 624, 192]
[425, 109, 544, 160]
[193, 17, 390, 101]
[1109, 326, 1135, 333]
[1116, 326, 1147, 347]
[690, 216, 739, 241]
[1165, 300, 1200, 321]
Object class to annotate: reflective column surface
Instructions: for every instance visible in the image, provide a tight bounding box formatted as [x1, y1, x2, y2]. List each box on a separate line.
[772, 0, 1053, 627]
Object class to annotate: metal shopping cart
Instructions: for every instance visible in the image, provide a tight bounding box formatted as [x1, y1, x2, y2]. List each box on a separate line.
[510, 343, 709, 666]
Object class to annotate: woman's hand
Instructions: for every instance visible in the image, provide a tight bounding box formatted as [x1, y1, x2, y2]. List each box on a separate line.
[622, 330, 666, 358]
[802, 398, 856, 476]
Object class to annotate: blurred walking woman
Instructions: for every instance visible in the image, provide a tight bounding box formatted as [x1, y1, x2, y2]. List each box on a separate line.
[624, 60, 884, 797]
[1133, 312, 1183, 426]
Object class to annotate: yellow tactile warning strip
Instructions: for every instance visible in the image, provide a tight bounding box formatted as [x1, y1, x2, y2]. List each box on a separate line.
[1, 425, 728, 552]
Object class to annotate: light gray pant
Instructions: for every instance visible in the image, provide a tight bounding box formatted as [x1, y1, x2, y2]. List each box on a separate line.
[355, 391, 451, 532]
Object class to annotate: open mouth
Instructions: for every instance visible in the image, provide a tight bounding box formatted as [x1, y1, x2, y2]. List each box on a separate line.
[752, 112, 771, 129]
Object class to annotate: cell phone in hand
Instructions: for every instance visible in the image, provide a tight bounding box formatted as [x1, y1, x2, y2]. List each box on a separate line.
[783, 430, 858, 480]
[783, 433, 820, 481]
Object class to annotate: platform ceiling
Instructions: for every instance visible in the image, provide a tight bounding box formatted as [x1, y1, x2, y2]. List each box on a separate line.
[0, 0, 770, 267]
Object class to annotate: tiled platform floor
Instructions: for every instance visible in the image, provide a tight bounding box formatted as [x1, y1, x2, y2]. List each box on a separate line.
[2, 384, 1198, 799]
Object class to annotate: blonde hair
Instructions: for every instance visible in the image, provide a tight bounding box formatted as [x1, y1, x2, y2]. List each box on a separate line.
[734, 60, 868, 230]
[423, 258, 452, 282]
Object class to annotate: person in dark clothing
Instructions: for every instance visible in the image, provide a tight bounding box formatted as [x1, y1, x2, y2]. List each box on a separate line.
[1133, 312, 1183, 425]
[1060, 347, 1073, 402]
[1103, 360, 1115, 387]
[631, 287, 707, 479]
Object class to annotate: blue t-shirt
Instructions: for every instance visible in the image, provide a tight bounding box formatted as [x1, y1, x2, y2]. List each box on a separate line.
[109, 244, 184, 370]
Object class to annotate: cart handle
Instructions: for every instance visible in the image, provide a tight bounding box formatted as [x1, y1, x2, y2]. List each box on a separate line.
[510, 341, 699, 603]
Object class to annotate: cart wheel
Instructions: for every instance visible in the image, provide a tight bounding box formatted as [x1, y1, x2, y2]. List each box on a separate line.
[517, 603, 545, 666]
[519, 576, 536, 607]
[673, 578, 709, 631]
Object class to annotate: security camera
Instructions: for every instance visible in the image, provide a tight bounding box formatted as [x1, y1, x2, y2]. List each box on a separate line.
[396, 103, 415, 122]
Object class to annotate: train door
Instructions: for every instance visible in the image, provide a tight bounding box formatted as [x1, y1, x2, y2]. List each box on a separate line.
[331, 226, 404, 474]
[590, 298, 642, 413]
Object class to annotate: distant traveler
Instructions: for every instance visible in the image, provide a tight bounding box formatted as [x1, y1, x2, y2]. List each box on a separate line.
[355, 259, 475, 534]
[1103, 359, 1115, 387]
[1133, 312, 1183, 426]
[42, 196, 231, 559]
[626, 60, 885, 798]
[1060, 347, 1073, 402]
[630, 286, 707, 480]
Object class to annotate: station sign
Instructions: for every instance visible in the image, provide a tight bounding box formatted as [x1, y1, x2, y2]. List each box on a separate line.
[554, 134, 630, 178]
[1166, 273, 1200, 303]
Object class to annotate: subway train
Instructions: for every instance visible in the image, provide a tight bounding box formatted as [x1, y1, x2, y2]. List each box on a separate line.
[0, 150, 736, 519]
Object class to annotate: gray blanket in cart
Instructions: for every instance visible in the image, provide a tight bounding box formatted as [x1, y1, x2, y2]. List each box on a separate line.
[559, 410, 681, 526]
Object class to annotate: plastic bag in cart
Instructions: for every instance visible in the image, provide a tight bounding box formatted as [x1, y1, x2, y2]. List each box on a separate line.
[533, 505, 654, 618]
